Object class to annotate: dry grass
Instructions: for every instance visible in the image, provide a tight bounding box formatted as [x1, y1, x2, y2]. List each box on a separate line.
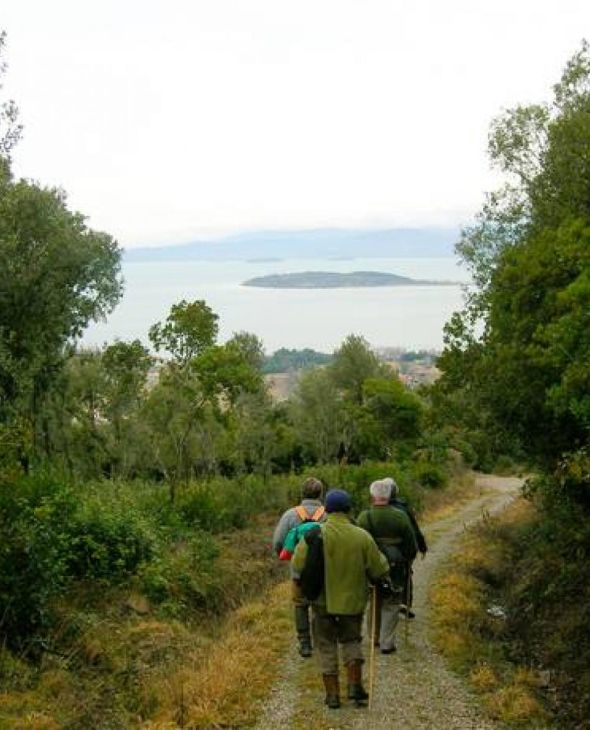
[470, 663, 501, 693]
[430, 497, 548, 726]
[142, 581, 292, 728]
[0, 514, 287, 729]
[485, 682, 547, 725]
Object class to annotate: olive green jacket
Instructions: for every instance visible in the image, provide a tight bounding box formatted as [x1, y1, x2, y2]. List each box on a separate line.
[292, 513, 389, 615]
[357, 505, 418, 562]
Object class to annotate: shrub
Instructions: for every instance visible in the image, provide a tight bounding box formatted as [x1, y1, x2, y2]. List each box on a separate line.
[176, 474, 292, 533]
[412, 461, 447, 489]
[0, 473, 78, 648]
[66, 497, 156, 580]
[0, 474, 158, 648]
[492, 455, 517, 476]
[139, 530, 220, 612]
[305, 460, 419, 512]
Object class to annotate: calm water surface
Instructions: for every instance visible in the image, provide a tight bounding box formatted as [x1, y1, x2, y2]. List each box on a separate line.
[83, 257, 470, 352]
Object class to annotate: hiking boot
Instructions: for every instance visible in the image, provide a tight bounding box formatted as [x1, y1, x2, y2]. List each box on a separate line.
[295, 606, 312, 657]
[347, 661, 369, 705]
[298, 637, 312, 658]
[380, 642, 397, 655]
[400, 606, 416, 619]
[322, 674, 340, 709]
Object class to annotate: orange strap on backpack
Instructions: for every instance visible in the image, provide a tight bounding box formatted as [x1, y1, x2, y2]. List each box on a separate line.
[295, 505, 325, 522]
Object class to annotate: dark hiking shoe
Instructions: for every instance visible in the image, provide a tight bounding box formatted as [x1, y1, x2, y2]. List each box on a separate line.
[399, 606, 416, 619]
[298, 638, 312, 657]
[325, 694, 341, 709]
[347, 661, 368, 705]
[322, 674, 340, 709]
[380, 645, 397, 655]
[295, 605, 312, 656]
[347, 684, 369, 705]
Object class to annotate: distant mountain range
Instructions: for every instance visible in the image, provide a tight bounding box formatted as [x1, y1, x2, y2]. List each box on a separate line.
[124, 227, 460, 262]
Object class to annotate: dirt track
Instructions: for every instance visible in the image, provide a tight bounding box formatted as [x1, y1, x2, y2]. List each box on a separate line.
[255, 475, 522, 729]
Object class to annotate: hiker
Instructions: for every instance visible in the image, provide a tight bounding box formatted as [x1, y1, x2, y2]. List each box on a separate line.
[358, 479, 418, 653]
[292, 489, 390, 709]
[272, 477, 326, 657]
[385, 475, 427, 617]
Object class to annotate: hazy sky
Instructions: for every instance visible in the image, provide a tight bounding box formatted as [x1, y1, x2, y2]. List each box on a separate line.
[2, 1, 590, 247]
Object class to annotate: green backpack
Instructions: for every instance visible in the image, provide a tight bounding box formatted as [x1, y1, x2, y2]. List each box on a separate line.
[278, 505, 325, 561]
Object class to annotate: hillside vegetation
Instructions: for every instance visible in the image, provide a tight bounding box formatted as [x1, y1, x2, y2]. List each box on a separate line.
[2, 28, 590, 729]
[0, 46, 461, 722]
[430, 42, 590, 727]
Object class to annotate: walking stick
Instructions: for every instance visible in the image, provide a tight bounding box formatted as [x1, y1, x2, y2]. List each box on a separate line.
[404, 564, 412, 642]
[368, 584, 377, 711]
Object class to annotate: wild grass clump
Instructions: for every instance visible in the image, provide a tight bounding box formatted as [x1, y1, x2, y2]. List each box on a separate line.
[430, 498, 548, 726]
[485, 681, 548, 725]
[142, 582, 293, 729]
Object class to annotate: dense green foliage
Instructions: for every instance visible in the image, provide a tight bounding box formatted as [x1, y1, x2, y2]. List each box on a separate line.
[291, 335, 425, 463]
[0, 469, 287, 649]
[433, 43, 590, 475]
[429, 43, 590, 726]
[0, 43, 123, 473]
[0, 454, 444, 652]
[262, 347, 333, 373]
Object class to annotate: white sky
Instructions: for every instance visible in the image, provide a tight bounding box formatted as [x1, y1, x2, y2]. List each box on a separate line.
[2, 1, 589, 247]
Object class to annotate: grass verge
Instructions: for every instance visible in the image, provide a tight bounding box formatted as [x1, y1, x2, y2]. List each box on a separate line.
[429, 498, 550, 727]
[141, 581, 293, 729]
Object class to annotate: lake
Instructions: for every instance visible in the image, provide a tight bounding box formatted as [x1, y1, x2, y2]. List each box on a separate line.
[82, 257, 470, 353]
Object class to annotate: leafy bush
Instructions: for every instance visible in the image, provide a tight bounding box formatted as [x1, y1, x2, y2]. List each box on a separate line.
[0, 473, 78, 647]
[555, 448, 590, 509]
[139, 530, 220, 613]
[412, 461, 447, 489]
[492, 455, 517, 476]
[66, 495, 156, 580]
[303, 460, 418, 512]
[0, 474, 158, 648]
[176, 474, 292, 532]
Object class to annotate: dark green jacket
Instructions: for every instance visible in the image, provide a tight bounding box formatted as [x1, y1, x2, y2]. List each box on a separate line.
[357, 505, 418, 562]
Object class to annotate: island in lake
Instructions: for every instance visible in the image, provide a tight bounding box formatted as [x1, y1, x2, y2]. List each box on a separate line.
[242, 271, 459, 289]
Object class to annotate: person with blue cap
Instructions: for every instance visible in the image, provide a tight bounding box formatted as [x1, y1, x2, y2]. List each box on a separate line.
[292, 488, 390, 709]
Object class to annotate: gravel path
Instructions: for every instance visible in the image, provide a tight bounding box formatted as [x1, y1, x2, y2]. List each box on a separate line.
[255, 475, 522, 729]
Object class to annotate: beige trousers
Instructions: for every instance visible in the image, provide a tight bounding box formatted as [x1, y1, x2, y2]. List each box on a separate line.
[312, 605, 364, 674]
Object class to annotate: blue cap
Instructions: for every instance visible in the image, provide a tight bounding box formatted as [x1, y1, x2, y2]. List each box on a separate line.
[325, 489, 351, 513]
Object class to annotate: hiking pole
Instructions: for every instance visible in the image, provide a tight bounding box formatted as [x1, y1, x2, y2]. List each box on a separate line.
[368, 584, 377, 711]
[404, 566, 411, 643]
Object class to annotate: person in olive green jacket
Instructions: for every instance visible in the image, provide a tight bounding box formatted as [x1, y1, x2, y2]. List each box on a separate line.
[357, 479, 418, 654]
[292, 489, 389, 709]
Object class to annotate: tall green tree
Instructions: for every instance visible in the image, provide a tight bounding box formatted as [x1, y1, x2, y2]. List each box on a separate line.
[146, 303, 265, 492]
[149, 299, 218, 364]
[0, 174, 122, 429]
[330, 334, 389, 404]
[291, 366, 345, 463]
[0, 32, 122, 469]
[437, 42, 590, 467]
